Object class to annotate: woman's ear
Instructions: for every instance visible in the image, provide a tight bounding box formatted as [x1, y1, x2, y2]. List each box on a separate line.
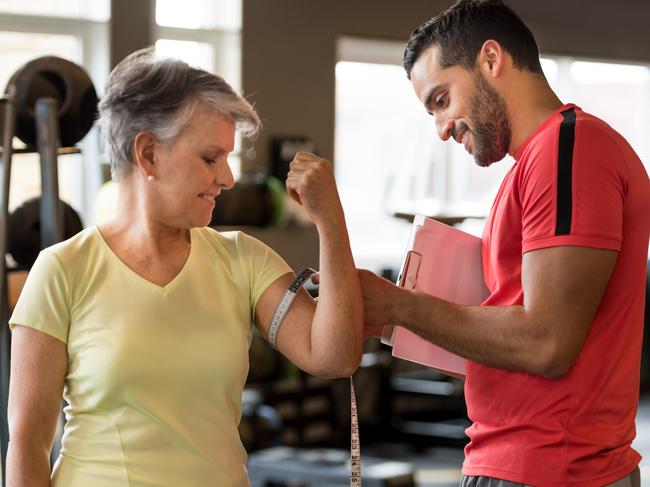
[133, 131, 157, 179]
[477, 39, 505, 79]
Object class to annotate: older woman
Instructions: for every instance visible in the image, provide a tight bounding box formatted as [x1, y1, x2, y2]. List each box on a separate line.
[6, 48, 363, 487]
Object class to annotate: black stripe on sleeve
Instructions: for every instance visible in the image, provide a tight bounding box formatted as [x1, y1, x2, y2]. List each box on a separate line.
[555, 107, 577, 235]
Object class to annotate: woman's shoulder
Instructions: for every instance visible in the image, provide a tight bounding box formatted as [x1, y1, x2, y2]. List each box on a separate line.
[22, 228, 99, 299]
[195, 226, 268, 257]
[44, 226, 100, 261]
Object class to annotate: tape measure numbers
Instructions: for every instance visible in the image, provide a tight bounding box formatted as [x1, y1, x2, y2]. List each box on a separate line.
[350, 377, 361, 486]
[267, 267, 362, 486]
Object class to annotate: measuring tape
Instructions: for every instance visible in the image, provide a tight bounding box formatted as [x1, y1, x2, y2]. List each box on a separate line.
[267, 268, 362, 485]
[268, 268, 317, 349]
[350, 377, 361, 486]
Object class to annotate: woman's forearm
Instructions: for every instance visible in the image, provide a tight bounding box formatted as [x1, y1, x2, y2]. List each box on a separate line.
[310, 213, 364, 376]
[6, 440, 52, 487]
[283, 151, 364, 376]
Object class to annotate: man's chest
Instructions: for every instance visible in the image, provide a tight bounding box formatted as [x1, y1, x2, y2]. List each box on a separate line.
[482, 168, 525, 301]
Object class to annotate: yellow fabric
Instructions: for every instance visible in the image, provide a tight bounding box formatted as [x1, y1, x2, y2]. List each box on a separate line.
[9, 226, 292, 487]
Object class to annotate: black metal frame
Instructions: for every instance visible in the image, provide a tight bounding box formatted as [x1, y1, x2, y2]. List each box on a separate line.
[0, 90, 17, 486]
[0, 94, 65, 484]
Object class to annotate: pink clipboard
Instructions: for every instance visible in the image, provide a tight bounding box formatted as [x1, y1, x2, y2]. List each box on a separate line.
[381, 215, 489, 377]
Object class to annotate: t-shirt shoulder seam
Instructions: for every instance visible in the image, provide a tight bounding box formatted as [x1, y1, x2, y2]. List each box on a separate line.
[42, 249, 73, 309]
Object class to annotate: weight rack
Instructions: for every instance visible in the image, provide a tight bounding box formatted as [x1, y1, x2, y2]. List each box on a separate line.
[0, 89, 69, 485]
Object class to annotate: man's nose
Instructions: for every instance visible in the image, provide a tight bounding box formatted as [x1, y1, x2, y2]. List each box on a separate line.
[436, 118, 455, 142]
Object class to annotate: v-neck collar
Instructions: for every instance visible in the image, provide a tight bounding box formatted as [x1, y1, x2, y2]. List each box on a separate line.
[93, 226, 195, 292]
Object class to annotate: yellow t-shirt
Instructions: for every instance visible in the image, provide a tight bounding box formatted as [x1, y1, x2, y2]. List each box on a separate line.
[9, 226, 291, 487]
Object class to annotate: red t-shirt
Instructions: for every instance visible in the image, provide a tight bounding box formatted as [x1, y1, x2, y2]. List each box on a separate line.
[462, 104, 650, 486]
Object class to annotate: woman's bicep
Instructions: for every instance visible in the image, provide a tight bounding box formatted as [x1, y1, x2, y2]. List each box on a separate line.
[254, 272, 318, 371]
[8, 325, 67, 449]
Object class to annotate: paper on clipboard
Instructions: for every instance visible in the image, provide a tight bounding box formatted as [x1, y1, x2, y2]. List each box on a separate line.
[381, 215, 489, 377]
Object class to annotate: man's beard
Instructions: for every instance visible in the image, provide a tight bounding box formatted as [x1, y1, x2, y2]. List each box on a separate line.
[464, 72, 511, 167]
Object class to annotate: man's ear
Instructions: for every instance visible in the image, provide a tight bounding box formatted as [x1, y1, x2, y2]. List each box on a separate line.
[133, 131, 157, 179]
[477, 39, 505, 79]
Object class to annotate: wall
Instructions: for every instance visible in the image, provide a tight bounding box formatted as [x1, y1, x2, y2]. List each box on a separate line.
[110, 0, 155, 68]
[242, 0, 650, 171]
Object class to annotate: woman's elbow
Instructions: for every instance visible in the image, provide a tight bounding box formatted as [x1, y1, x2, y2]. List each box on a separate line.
[312, 348, 362, 379]
[337, 353, 362, 377]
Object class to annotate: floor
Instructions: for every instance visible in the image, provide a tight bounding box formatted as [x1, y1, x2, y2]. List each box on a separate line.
[633, 392, 650, 483]
[248, 393, 650, 486]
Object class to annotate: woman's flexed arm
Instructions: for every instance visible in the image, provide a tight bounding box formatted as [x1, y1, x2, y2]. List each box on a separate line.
[254, 152, 363, 377]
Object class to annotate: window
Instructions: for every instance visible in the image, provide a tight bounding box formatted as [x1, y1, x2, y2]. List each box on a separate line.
[565, 60, 650, 170]
[0, 5, 109, 224]
[156, 0, 241, 31]
[335, 60, 424, 270]
[335, 37, 650, 270]
[0, 0, 109, 21]
[335, 37, 506, 270]
[154, 39, 215, 73]
[154, 0, 244, 179]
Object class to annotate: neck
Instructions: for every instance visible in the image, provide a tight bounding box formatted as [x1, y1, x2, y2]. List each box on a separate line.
[505, 73, 564, 156]
[101, 173, 189, 253]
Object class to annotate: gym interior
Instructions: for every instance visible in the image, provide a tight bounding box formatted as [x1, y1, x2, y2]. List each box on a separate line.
[1, 1, 649, 486]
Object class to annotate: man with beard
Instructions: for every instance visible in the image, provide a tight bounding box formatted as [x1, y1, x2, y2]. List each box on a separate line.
[359, 0, 650, 485]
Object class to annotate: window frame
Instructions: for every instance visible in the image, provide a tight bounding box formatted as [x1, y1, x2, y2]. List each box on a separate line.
[336, 36, 650, 214]
[154, 1, 244, 179]
[0, 11, 110, 226]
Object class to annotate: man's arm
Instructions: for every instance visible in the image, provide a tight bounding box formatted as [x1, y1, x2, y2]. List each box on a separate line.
[360, 245, 617, 378]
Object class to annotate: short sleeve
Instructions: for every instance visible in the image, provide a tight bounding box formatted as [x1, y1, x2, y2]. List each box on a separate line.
[9, 250, 72, 343]
[520, 118, 625, 254]
[235, 232, 293, 318]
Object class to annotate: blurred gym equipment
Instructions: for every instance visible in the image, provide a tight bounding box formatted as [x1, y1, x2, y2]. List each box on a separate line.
[6, 56, 97, 149]
[210, 172, 286, 228]
[248, 446, 415, 487]
[8, 197, 83, 271]
[0, 56, 97, 483]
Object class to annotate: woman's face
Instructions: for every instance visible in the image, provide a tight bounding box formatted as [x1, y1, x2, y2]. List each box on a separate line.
[151, 108, 236, 229]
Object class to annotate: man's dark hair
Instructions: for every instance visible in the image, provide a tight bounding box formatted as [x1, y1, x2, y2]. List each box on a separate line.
[403, 0, 544, 78]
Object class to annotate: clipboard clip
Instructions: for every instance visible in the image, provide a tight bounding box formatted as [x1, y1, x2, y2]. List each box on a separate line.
[380, 250, 423, 346]
[398, 250, 422, 290]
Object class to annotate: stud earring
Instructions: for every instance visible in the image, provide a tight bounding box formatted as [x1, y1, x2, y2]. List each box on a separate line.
[147, 175, 155, 182]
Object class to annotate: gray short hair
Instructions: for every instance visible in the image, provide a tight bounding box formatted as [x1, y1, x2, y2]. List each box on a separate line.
[98, 47, 261, 179]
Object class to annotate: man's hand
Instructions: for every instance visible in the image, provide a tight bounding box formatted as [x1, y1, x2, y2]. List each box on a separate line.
[356, 246, 618, 378]
[313, 270, 385, 341]
[358, 269, 405, 329]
